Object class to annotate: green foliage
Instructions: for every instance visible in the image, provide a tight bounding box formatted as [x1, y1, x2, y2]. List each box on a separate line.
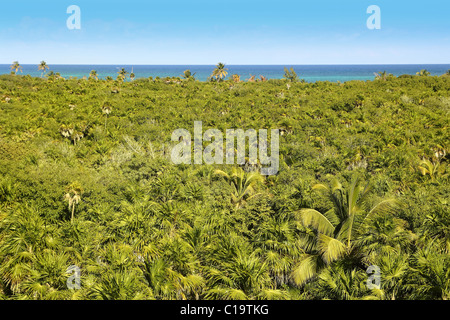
[283, 67, 299, 82]
[0, 74, 448, 300]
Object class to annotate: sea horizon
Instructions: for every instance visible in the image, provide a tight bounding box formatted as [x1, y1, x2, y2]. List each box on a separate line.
[2, 63, 449, 82]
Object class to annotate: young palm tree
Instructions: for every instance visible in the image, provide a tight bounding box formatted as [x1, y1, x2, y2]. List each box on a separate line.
[374, 71, 392, 81]
[182, 69, 196, 80]
[418, 158, 443, 182]
[10, 61, 22, 75]
[416, 69, 431, 76]
[117, 68, 128, 82]
[366, 248, 411, 300]
[129, 67, 135, 81]
[38, 61, 49, 77]
[89, 70, 98, 81]
[59, 124, 74, 140]
[283, 67, 298, 82]
[205, 250, 280, 299]
[292, 174, 401, 285]
[64, 182, 83, 223]
[410, 242, 450, 300]
[211, 62, 228, 82]
[318, 263, 370, 300]
[232, 74, 241, 83]
[214, 167, 264, 210]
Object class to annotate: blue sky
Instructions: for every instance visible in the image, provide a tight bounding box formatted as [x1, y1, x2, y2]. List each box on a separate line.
[0, 0, 449, 64]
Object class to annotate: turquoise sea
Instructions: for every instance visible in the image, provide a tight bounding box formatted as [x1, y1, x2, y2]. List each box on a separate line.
[1, 64, 449, 82]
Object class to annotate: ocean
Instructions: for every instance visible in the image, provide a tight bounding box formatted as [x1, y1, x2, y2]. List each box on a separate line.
[1, 64, 449, 82]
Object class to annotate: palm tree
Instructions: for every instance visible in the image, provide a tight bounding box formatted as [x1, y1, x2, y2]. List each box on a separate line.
[38, 61, 49, 77]
[102, 103, 112, 129]
[291, 174, 401, 285]
[366, 248, 411, 300]
[418, 156, 445, 183]
[117, 68, 128, 82]
[55, 72, 64, 80]
[232, 74, 241, 83]
[205, 251, 280, 299]
[64, 182, 83, 223]
[214, 167, 264, 210]
[283, 67, 298, 82]
[129, 67, 135, 81]
[374, 71, 392, 81]
[89, 70, 98, 80]
[10, 61, 22, 75]
[182, 69, 196, 80]
[247, 75, 256, 82]
[59, 124, 74, 140]
[317, 263, 370, 299]
[410, 242, 450, 300]
[416, 69, 430, 76]
[211, 62, 228, 82]
[0, 205, 52, 296]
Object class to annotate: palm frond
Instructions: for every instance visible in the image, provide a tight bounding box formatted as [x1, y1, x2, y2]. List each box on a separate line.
[317, 233, 347, 264]
[296, 208, 335, 236]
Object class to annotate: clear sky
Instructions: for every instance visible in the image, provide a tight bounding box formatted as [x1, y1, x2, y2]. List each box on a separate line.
[0, 0, 449, 64]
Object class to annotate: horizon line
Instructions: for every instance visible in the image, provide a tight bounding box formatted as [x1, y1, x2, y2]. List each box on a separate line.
[2, 63, 450, 66]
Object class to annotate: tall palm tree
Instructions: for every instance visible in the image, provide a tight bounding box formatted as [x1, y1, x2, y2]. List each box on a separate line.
[10, 61, 22, 75]
[212, 62, 228, 82]
[38, 61, 49, 77]
[117, 68, 128, 82]
[102, 103, 112, 129]
[89, 70, 98, 80]
[64, 182, 83, 223]
[291, 174, 401, 285]
[214, 167, 264, 210]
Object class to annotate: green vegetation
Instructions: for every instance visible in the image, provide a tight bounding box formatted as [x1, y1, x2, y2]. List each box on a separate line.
[283, 67, 299, 82]
[0, 71, 448, 300]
